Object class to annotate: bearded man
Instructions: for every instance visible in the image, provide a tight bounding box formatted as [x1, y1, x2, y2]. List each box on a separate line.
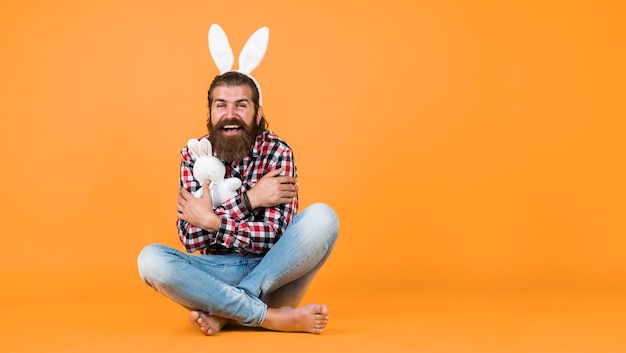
[137, 71, 339, 335]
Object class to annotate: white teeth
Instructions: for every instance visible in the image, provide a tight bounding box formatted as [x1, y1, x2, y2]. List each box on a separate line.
[224, 125, 240, 129]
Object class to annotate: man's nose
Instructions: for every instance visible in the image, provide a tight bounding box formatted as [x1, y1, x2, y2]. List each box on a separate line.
[225, 105, 237, 118]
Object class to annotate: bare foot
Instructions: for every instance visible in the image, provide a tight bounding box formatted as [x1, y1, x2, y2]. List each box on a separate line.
[261, 304, 330, 334]
[189, 311, 228, 336]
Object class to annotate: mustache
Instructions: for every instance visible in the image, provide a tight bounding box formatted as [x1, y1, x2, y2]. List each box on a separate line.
[214, 118, 248, 130]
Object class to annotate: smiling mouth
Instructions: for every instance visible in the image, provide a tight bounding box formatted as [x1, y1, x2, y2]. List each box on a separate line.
[222, 125, 242, 135]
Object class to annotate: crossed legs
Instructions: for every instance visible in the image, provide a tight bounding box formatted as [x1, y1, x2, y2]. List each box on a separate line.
[138, 203, 339, 335]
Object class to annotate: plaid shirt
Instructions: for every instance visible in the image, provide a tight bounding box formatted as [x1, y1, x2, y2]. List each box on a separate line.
[177, 130, 298, 254]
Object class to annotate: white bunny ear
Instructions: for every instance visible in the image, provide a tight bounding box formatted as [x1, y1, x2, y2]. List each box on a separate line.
[187, 138, 201, 159]
[198, 137, 213, 156]
[208, 24, 269, 106]
[238, 26, 269, 74]
[208, 24, 234, 74]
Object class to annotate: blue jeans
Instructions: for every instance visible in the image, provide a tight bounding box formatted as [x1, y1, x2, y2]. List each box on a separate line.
[137, 203, 339, 326]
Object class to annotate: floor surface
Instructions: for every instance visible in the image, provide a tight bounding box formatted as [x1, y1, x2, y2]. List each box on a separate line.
[2, 272, 626, 352]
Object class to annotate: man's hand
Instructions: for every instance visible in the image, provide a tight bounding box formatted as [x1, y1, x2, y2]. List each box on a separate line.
[247, 168, 297, 209]
[177, 180, 221, 231]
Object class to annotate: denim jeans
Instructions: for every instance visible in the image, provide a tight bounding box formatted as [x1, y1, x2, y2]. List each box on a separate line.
[137, 203, 339, 326]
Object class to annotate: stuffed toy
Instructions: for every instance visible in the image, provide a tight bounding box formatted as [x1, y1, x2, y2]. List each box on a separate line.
[187, 137, 242, 207]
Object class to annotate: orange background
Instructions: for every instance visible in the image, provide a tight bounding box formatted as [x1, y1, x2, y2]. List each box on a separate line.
[1, 0, 625, 351]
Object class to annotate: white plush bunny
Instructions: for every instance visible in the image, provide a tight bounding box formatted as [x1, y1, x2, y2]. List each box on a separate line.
[208, 23, 269, 105]
[187, 137, 242, 207]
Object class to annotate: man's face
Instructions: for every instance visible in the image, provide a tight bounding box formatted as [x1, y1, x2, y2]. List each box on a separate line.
[208, 85, 263, 163]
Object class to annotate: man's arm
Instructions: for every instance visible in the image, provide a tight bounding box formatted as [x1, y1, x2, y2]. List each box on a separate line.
[246, 168, 297, 209]
[177, 182, 220, 231]
[211, 146, 297, 254]
[176, 145, 217, 252]
[176, 139, 297, 254]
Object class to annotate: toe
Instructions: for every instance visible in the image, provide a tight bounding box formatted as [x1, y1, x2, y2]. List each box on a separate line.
[189, 311, 201, 323]
[319, 305, 329, 316]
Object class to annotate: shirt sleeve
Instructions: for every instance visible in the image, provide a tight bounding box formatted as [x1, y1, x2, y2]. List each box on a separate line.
[176, 136, 298, 254]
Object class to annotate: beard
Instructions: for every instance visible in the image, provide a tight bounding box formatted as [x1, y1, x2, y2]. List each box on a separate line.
[209, 118, 258, 164]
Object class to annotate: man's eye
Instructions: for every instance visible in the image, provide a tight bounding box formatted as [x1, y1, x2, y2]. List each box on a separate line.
[237, 103, 247, 108]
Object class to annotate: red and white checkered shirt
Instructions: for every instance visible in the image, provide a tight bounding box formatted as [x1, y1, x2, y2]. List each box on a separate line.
[177, 130, 298, 254]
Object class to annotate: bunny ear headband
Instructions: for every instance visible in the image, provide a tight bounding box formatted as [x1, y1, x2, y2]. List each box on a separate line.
[208, 24, 269, 106]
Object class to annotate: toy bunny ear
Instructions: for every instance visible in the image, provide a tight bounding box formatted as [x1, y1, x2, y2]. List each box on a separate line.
[198, 137, 212, 156]
[208, 24, 234, 74]
[187, 138, 201, 159]
[238, 26, 269, 74]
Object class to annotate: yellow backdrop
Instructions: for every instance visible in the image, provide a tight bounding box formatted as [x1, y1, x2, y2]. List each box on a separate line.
[1, 0, 625, 304]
